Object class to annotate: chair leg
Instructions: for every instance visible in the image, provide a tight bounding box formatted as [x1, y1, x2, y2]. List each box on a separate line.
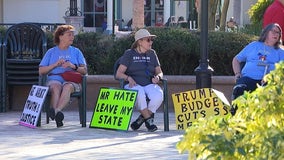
[37, 112, 41, 127]
[45, 95, 51, 124]
[163, 80, 169, 131]
[8, 86, 13, 110]
[79, 96, 86, 127]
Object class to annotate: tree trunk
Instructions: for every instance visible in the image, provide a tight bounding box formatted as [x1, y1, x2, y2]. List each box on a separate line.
[196, 0, 220, 31]
[220, 0, 230, 31]
[132, 0, 144, 30]
[208, 0, 218, 31]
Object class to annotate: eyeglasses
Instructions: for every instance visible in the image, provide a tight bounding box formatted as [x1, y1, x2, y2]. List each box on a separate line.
[144, 38, 154, 42]
[270, 29, 281, 35]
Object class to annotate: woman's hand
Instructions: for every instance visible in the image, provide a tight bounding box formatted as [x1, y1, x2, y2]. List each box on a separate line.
[61, 60, 73, 68]
[234, 73, 241, 83]
[152, 76, 160, 84]
[54, 59, 65, 67]
[127, 76, 136, 88]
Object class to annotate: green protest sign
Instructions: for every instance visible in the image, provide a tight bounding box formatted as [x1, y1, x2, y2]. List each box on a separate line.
[90, 87, 137, 131]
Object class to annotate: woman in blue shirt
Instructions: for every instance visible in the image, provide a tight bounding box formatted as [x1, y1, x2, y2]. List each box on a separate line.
[39, 25, 87, 127]
[231, 23, 284, 113]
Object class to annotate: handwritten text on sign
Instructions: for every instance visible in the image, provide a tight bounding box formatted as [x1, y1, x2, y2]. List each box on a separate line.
[172, 88, 230, 130]
[90, 88, 137, 131]
[19, 85, 49, 128]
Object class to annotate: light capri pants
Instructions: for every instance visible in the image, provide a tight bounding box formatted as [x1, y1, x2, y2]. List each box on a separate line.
[124, 84, 163, 113]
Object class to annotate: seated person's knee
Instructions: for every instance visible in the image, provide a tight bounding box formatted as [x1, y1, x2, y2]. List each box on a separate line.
[231, 84, 247, 100]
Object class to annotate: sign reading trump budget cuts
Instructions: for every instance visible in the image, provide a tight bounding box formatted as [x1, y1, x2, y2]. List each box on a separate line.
[19, 85, 49, 128]
[90, 87, 137, 131]
[172, 88, 230, 130]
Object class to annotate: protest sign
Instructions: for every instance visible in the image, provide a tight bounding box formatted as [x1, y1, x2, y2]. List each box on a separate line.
[19, 85, 49, 128]
[90, 87, 137, 131]
[172, 88, 230, 130]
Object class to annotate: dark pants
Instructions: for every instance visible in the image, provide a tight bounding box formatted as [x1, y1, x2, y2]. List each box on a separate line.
[230, 76, 262, 115]
[235, 76, 262, 92]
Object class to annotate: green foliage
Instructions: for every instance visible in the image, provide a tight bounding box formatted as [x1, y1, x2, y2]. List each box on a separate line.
[0, 26, 6, 37]
[150, 27, 200, 75]
[248, 0, 273, 25]
[239, 23, 263, 36]
[177, 61, 284, 159]
[44, 28, 257, 75]
[208, 31, 257, 75]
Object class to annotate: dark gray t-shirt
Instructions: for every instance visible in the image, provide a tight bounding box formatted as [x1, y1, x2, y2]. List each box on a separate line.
[119, 49, 160, 86]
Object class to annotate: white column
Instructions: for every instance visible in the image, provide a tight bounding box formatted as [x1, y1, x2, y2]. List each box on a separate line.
[164, 0, 171, 25]
[106, 0, 113, 34]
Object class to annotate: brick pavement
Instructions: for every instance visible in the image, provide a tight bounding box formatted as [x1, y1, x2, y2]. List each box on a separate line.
[0, 111, 189, 160]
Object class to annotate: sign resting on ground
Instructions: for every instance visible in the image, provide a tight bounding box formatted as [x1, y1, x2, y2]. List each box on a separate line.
[19, 85, 49, 128]
[172, 88, 230, 130]
[90, 87, 137, 131]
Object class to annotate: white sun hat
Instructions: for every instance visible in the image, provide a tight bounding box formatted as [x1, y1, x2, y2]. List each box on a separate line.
[134, 29, 156, 42]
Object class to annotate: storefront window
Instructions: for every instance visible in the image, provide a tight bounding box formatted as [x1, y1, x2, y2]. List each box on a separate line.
[84, 0, 107, 29]
[144, 0, 164, 26]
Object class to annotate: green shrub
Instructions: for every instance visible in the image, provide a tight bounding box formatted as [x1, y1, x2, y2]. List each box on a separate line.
[45, 28, 258, 75]
[177, 61, 284, 159]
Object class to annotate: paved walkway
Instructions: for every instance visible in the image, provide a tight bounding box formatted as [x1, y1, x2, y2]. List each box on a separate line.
[0, 111, 188, 160]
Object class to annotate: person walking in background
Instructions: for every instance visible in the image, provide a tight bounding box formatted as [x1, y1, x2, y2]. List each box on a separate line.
[263, 0, 284, 42]
[115, 29, 164, 132]
[231, 23, 284, 114]
[39, 25, 87, 127]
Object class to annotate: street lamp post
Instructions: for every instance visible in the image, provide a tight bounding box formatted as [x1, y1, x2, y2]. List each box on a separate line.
[194, 0, 213, 89]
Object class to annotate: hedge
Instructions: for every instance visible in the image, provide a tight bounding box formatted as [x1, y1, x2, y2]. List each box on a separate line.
[45, 27, 258, 75]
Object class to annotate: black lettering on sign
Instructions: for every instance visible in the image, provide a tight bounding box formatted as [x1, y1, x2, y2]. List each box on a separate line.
[209, 88, 214, 97]
[98, 115, 123, 126]
[188, 101, 203, 111]
[212, 97, 219, 107]
[200, 110, 206, 117]
[177, 114, 184, 123]
[20, 113, 36, 126]
[204, 98, 211, 108]
[100, 91, 110, 100]
[181, 103, 187, 112]
[199, 88, 207, 99]
[222, 105, 229, 115]
[29, 86, 36, 96]
[120, 106, 133, 115]
[190, 91, 197, 100]
[177, 123, 184, 130]
[96, 103, 118, 114]
[25, 100, 40, 112]
[35, 88, 47, 98]
[186, 121, 192, 128]
[113, 91, 136, 101]
[214, 107, 220, 115]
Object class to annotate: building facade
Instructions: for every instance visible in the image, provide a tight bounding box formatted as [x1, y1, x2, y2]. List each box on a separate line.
[0, 0, 257, 33]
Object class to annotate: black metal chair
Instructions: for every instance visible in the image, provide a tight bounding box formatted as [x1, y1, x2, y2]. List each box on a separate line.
[1, 23, 47, 112]
[0, 34, 4, 112]
[113, 57, 169, 131]
[40, 74, 87, 127]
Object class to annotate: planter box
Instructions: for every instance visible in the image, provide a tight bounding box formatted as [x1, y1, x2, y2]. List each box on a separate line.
[7, 75, 235, 112]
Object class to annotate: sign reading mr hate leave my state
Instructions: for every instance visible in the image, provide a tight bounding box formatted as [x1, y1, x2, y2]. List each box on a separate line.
[90, 87, 137, 131]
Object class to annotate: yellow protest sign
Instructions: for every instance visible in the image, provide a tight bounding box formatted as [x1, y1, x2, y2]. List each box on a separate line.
[90, 87, 137, 131]
[172, 88, 230, 130]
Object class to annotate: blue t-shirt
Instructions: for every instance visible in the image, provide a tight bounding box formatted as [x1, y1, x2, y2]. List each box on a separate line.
[236, 41, 284, 80]
[39, 46, 86, 83]
[119, 49, 160, 86]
